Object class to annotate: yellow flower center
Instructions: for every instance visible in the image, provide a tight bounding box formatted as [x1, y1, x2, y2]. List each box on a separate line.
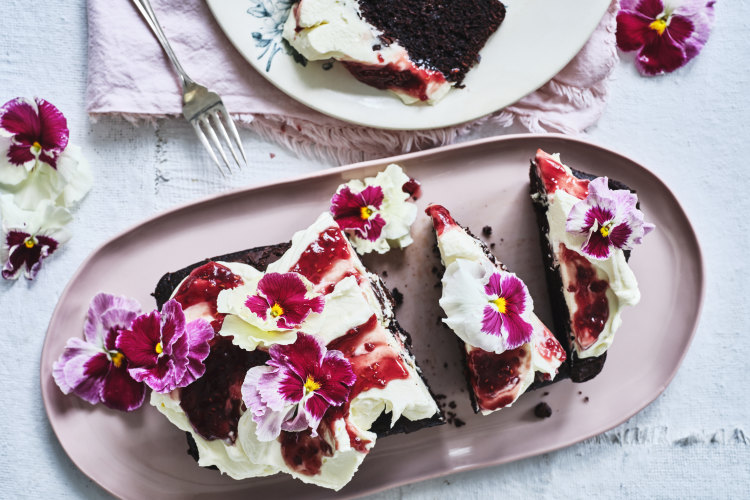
[360, 206, 374, 220]
[270, 302, 284, 317]
[155, 342, 163, 355]
[649, 18, 668, 35]
[304, 375, 321, 393]
[491, 296, 507, 314]
[24, 238, 35, 249]
[111, 351, 124, 368]
[31, 141, 42, 153]
[599, 222, 613, 238]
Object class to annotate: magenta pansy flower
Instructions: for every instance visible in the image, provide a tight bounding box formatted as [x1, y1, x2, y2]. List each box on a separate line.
[330, 185, 386, 242]
[242, 332, 356, 441]
[566, 177, 655, 260]
[481, 272, 534, 350]
[0, 97, 69, 169]
[52, 293, 147, 412]
[244, 272, 325, 330]
[116, 299, 214, 393]
[616, 0, 716, 75]
[1, 196, 71, 280]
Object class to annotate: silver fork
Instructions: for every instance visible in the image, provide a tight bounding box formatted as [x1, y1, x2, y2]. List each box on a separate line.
[131, 0, 247, 175]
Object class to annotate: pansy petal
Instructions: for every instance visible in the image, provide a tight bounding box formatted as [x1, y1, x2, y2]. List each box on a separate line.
[636, 30, 687, 75]
[259, 272, 309, 304]
[665, 14, 694, 45]
[116, 311, 160, 367]
[84, 292, 141, 345]
[481, 305, 505, 338]
[499, 275, 529, 316]
[55, 145, 93, 208]
[270, 332, 325, 382]
[276, 294, 325, 328]
[100, 364, 147, 412]
[502, 312, 534, 349]
[581, 231, 613, 260]
[358, 214, 385, 241]
[331, 186, 367, 220]
[258, 366, 303, 410]
[35, 98, 69, 160]
[483, 270, 503, 297]
[242, 365, 273, 415]
[302, 394, 329, 432]
[616, 10, 655, 52]
[52, 338, 107, 404]
[359, 185, 384, 209]
[608, 221, 633, 250]
[244, 294, 270, 320]
[0, 98, 39, 139]
[316, 350, 356, 405]
[254, 407, 293, 442]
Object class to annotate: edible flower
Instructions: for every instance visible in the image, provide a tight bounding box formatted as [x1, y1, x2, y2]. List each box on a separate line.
[481, 272, 534, 350]
[242, 332, 356, 441]
[0, 97, 92, 210]
[441, 259, 535, 354]
[330, 164, 418, 254]
[616, 0, 716, 75]
[52, 293, 147, 412]
[116, 299, 214, 393]
[245, 272, 325, 329]
[1, 195, 71, 280]
[566, 177, 655, 260]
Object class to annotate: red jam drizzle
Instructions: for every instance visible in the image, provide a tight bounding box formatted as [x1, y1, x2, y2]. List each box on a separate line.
[468, 346, 531, 411]
[535, 149, 589, 199]
[279, 426, 334, 476]
[425, 204, 455, 236]
[179, 336, 269, 443]
[535, 325, 567, 364]
[289, 227, 351, 285]
[402, 178, 422, 200]
[342, 61, 446, 102]
[560, 245, 610, 351]
[172, 261, 243, 320]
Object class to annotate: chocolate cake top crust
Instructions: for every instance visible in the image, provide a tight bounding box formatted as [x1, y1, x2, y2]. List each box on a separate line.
[357, 0, 506, 84]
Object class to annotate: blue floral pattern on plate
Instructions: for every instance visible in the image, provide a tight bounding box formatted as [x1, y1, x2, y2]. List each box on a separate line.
[247, 0, 295, 72]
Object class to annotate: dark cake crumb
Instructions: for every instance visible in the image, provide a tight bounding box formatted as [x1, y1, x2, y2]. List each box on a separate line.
[391, 287, 404, 307]
[578, 391, 582, 395]
[448, 401, 456, 409]
[454, 418, 466, 428]
[381, 270, 388, 277]
[443, 362, 449, 369]
[543, 392, 549, 396]
[322, 61, 333, 71]
[534, 402, 553, 419]
[583, 396, 590, 403]
[482, 225, 492, 237]
[490, 243, 496, 249]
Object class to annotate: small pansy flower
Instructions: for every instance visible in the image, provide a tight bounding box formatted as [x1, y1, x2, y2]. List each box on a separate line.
[481, 272, 534, 350]
[330, 164, 418, 255]
[566, 177, 655, 260]
[52, 293, 147, 412]
[616, 0, 716, 75]
[0, 195, 71, 280]
[242, 332, 356, 441]
[0, 97, 68, 171]
[116, 299, 214, 393]
[245, 272, 325, 330]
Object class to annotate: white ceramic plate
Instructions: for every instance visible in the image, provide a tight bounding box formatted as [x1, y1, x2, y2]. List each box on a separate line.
[206, 0, 610, 130]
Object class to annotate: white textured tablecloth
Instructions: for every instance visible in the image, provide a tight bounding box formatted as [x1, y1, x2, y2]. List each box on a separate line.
[1, 0, 748, 498]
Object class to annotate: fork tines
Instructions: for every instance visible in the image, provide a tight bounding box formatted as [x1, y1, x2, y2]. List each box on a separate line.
[191, 105, 247, 175]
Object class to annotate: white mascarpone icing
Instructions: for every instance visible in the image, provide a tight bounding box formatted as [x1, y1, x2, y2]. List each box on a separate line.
[545, 180, 640, 359]
[152, 212, 437, 490]
[282, 0, 451, 104]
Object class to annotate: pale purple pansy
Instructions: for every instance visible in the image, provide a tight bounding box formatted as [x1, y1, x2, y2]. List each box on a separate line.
[481, 272, 534, 350]
[616, 0, 716, 75]
[116, 299, 214, 393]
[0, 196, 71, 280]
[242, 332, 356, 441]
[330, 185, 386, 243]
[0, 97, 69, 170]
[244, 272, 325, 330]
[566, 177, 655, 260]
[52, 293, 147, 412]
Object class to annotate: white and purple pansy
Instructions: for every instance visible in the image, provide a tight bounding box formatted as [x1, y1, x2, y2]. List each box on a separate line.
[566, 177, 655, 260]
[0, 97, 68, 171]
[52, 293, 147, 412]
[242, 332, 356, 441]
[245, 272, 325, 330]
[116, 299, 214, 393]
[330, 164, 418, 255]
[0, 195, 71, 280]
[441, 259, 535, 354]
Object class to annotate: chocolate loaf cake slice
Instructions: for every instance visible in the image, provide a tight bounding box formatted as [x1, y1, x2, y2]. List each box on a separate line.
[530, 149, 645, 382]
[150, 212, 443, 490]
[425, 204, 566, 414]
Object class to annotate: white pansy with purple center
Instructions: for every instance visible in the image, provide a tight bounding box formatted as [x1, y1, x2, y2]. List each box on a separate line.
[0, 195, 71, 280]
[330, 164, 418, 255]
[242, 332, 356, 441]
[566, 177, 655, 260]
[441, 258, 535, 354]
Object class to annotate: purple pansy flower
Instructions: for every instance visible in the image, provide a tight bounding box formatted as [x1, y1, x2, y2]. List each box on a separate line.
[0, 97, 69, 169]
[330, 185, 386, 242]
[244, 272, 325, 330]
[116, 299, 214, 393]
[242, 332, 356, 441]
[52, 293, 147, 412]
[566, 177, 655, 260]
[1, 196, 71, 280]
[481, 272, 534, 350]
[616, 0, 716, 75]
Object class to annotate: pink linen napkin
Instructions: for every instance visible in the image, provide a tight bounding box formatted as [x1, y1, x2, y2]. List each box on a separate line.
[86, 0, 619, 164]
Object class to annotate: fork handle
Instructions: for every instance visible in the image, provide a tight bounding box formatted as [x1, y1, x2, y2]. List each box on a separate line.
[131, 0, 194, 89]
